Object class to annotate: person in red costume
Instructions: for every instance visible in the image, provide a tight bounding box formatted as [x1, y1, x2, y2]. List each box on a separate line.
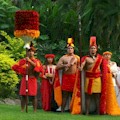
[56, 38, 80, 113]
[40, 54, 56, 111]
[12, 43, 42, 112]
[80, 36, 107, 115]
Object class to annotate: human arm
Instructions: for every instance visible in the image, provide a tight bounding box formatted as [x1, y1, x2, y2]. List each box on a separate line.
[12, 59, 26, 75]
[79, 56, 87, 71]
[56, 57, 66, 70]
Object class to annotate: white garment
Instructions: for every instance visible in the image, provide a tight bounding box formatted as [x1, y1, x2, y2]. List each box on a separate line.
[109, 62, 118, 86]
[116, 68, 120, 106]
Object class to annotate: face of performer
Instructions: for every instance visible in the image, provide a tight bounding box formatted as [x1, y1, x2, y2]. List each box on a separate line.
[27, 50, 35, 58]
[47, 57, 54, 64]
[67, 46, 74, 55]
[103, 54, 111, 61]
[89, 46, 97, 56]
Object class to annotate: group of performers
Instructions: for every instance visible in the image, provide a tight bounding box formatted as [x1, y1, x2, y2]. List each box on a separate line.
[12, 36, 120, 116]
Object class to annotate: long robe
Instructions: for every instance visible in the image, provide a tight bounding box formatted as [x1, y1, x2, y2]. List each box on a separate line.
[40, 65, 56, 111]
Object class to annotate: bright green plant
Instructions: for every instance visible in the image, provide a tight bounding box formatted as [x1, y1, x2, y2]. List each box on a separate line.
[0, 30, 26, 60]
[0, 54, 19, 98]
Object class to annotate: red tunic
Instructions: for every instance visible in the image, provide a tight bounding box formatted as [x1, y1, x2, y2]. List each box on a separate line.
[12, 58, 42, 96]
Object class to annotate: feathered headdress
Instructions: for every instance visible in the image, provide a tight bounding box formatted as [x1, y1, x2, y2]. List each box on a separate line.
[103, 51, 112, 56]
[67, 38, 74, 47]
[14, 10, 40, 39]
[45, 54, 55, 58]
[89, 36, 97, 48]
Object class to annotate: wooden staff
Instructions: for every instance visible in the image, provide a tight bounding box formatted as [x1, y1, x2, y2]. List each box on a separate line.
[25, 48, 29, 113]
[78, 11, 83, 114]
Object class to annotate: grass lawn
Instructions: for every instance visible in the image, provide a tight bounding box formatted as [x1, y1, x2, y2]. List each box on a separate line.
[0, 104, 120, 120]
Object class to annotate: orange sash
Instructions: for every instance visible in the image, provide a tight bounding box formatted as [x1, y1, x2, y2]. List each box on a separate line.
[53, 70, 62, 106]
[70, 69, 81, 114]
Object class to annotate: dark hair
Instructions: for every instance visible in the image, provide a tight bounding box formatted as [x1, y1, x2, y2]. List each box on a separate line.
[44, 58, 56, 66]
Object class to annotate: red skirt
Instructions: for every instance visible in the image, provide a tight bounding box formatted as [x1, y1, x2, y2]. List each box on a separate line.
[19, 76, 37, 96]
[40, 79, 53, 111]
[62, 74, 76, 92]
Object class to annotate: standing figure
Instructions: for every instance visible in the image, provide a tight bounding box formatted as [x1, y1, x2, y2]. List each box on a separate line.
[56, 38, 80, 113]
[80, 36, 107, 115]
[40, 54, 56, 111]
[103, 51, 120, 115]
[12, 45, 42, 112]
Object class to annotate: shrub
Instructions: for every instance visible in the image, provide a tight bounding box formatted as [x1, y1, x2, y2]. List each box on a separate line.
[0, 54, 19, 98]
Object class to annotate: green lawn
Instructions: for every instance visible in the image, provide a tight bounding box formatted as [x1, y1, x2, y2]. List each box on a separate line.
[0, 104, 120, 120]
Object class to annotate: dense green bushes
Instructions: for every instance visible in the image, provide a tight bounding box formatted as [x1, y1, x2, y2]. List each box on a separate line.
[0, 31, 26, 98]
[0, 54, 19, 98]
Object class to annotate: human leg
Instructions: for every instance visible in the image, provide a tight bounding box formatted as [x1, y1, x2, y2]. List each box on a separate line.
[85, 93, 91, 115]
[61, 91, 69, 112]
[94, 93, 100, 114]
[21, 95, 26, 112]
[31, 96, 37, 112]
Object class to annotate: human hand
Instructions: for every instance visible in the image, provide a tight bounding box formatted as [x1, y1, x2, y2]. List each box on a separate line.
[26, 57, 31, 62]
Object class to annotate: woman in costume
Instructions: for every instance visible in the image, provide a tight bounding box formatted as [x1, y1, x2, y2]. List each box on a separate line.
[40, 54, 56, 111]
[103, 51, 120, 115]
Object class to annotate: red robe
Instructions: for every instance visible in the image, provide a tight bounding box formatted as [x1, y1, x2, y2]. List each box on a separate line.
[40, 65, 56, 111]
[12, 58, 42, 96]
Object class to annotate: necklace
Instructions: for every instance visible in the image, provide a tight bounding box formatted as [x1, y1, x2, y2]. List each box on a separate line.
[89, 54, 97, 60]
[92, 56, 96, 60]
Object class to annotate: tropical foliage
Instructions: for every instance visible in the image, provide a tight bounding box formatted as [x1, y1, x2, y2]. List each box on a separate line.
[0, 30, 25, 61]
[80, 0, 120, 63]
[0, 54, 19, 98]
[0, 0, 19, 37]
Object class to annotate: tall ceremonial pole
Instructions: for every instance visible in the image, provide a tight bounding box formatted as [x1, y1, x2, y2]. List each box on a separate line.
[77, 3, 83, 114]
[14, 10, 40, 113]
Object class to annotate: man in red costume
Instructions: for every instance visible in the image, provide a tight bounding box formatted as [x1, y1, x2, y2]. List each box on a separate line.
[80, 36, 107, 115]
[12, 44, 42, 112]
[56, 38, 80, 113]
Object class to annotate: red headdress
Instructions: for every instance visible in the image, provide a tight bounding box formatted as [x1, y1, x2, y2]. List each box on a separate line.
[45, 54, 55, 58]
[67, 38, 74, 47]
[89, 36, 97, 48]
[103, 51, 112, 56]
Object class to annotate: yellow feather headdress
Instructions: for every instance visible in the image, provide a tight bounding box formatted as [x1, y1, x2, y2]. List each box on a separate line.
[67, 38, 74, 47]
